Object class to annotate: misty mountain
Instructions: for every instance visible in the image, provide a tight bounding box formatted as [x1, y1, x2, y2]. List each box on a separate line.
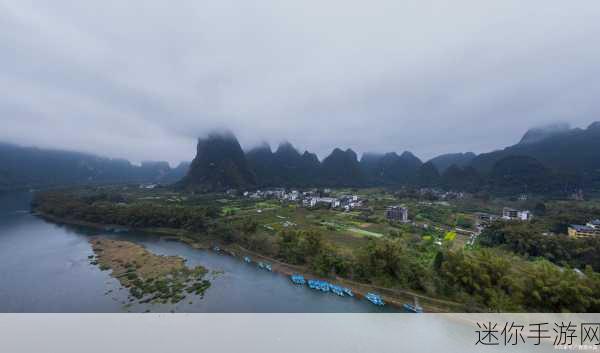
[360, 151, 423, 185]
[246, 143, 279, 186]
[427, 152, 476, 173]
[3, 122, 599, 194]
[299, 151, 322, 185]
[179, 132, 256, 191]
[416, 161, 441, 187]
[0, 142, 181, 190]
[470, 122, 600, 179]
[359, 153, 384, 177]
[488, 155, 551, 194]
[441, 165, 484, 193]
[272, 142, 315, 186]
[518, 122, 571, 145]
[321, 148, 366, 186]
[246, 142, 321, 187]
[163, 161, 190, 183]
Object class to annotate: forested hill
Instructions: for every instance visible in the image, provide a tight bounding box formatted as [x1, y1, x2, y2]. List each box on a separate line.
[178, 132, 256, 192]
[0, 142, 188, 190]
[427, 152, 476, 173]
[470, 122, 600, 175]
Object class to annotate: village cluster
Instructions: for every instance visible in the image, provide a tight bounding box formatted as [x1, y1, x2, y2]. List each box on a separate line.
[243, 188, 365, 211]
[416, 187, 467, 200]
[238, 186, 600, 241]
[474, 207, 533, 231]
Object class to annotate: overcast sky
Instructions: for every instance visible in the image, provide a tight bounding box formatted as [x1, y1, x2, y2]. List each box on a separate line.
[1, 0, 600, 165]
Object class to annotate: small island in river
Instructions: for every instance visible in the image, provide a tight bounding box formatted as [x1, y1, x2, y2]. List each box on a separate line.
[90, 238, 211, 304]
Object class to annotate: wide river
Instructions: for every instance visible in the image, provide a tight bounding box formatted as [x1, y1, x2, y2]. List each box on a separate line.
[0, 191, 403, 313]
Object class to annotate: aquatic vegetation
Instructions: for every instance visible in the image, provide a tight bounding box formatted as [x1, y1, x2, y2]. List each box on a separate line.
[90, 238, 211, 305]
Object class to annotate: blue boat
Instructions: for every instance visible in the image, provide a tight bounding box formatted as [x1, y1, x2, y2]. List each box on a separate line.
[213, 246, 220, 252]
[243, 256, 252, 263]
[365, 292, 385, 306]
[403, 303, 423, 313]
[290, 274, 306, 285]
[403, 297, 423, 313]
[307, 279, 330, 292]
[342, 287, 354, 297]
[329, 285, 344, 296]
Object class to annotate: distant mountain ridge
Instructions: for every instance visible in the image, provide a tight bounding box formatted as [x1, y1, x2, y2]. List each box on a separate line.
[321, 148, 366, 186]
[0, 142, 188, 190]
[3, 121, 600, 194]
[470, 122, 600, 175]
[183, 133, 426, 190]
[427, 152, 476, 173]
[518, 122, 571, 145]
[360, 151, 422, 185]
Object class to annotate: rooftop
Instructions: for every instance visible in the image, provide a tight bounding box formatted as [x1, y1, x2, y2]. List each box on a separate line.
[571, 224, 595, 232]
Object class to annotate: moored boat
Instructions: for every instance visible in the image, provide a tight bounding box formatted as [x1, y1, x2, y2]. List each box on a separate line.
[403, 297, 423, 313]
[403, 303, 423, 313]
[290, 274, 306, 285]
[307, 279, 330, 292]
[258, 262, 272, 271]
[329, 285, 344, 296]
[365, 292, 385, 306]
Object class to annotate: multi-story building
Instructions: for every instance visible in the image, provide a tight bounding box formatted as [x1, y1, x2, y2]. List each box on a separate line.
[385, 205, 409, 223]
[569, 220, 600, 238]
[502, 208, 532, 221]
[568, 224, 600, 238]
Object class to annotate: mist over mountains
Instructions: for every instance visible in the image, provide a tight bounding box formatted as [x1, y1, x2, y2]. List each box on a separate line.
[179, 132, 255, 192]
[2, 122, 600, 194]
[179, 122, 600, 194]
[0, 142, 188, 190]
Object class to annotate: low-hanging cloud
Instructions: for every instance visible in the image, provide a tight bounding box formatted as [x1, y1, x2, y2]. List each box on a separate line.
[1, 0, 599, 165]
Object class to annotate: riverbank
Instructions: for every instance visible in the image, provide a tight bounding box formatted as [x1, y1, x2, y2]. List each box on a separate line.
[35, 211, 466, 312]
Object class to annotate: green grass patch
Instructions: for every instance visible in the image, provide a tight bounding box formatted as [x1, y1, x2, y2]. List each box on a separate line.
[347, 227, 384, 238]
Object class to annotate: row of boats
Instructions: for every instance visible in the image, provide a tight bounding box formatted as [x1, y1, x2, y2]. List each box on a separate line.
[244, 255, 273, 271]
[290, 274, 387, 307]
[216, 246, 421, 311]
[307, 279, 354, 298]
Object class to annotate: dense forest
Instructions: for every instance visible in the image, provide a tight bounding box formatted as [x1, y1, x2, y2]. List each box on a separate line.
[479, 220, 600, 272]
